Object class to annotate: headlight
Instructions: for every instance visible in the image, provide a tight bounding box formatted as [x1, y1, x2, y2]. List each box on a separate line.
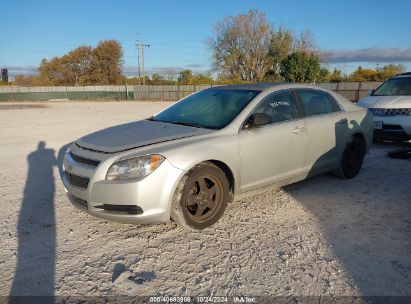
[106, 154, 165, 181]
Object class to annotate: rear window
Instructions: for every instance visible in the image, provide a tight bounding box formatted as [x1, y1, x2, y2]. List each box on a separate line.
[297, 90, 342, 117]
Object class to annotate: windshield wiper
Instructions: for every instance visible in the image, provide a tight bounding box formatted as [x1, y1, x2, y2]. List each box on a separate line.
[148, 118, 213, 129]
[169, 121, 206, 128]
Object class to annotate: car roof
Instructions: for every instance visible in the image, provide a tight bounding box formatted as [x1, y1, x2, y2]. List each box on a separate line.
[208, 83, 318, 92]
[393, 72, 411, 79]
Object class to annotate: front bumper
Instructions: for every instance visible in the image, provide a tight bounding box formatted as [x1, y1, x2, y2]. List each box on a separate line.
[372, 115, 411, 141]
[61, 145, 184, 224]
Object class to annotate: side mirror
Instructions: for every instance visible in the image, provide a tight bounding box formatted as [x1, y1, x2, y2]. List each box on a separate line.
[243, 113, 272, 129]
[368, 89, 374, 96]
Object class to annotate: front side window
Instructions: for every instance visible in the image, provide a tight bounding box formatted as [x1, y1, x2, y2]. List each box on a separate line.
[298, 90, 341, 117]
[372, 77, 411, 96]
[153, 89, 260, 129]
[252, 91, 299, 123]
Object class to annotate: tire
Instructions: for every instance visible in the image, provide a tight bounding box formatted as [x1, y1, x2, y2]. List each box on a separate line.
[333, 135, 366, 179]
[170, 162, 231, 230]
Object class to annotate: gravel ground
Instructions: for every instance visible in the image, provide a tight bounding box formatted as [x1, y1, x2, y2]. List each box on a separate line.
[0, 101, 410, 299]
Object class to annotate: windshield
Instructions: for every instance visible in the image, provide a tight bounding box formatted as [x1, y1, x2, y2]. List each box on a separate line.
[152, 89, 260, 129]
[372, 77, 411, 96]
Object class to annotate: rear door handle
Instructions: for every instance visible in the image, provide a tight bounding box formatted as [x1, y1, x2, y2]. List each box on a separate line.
[293, 126, 305, 134]
[337, 118, 348, 124]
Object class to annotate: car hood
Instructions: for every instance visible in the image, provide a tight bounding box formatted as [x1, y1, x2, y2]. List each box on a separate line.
[76, 120, 214, 153]
[357, 95, 411, 108]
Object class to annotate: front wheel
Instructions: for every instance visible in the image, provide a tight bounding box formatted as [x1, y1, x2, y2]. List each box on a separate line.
[334, 136, 366, 179]
[171, 162, 231, 230]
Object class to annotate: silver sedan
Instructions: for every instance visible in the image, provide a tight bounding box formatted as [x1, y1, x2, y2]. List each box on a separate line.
[62, 83, 373, 230]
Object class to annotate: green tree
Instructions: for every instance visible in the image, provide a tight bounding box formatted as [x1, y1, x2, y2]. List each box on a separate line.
[319, 67, 330, 82]
[266, 26, 294, 80]
[280, 52, 321, 82]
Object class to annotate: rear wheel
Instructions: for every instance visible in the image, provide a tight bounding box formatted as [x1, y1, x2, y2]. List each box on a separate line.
[171, 162, 231, 230]
[334, 136, 366, 179]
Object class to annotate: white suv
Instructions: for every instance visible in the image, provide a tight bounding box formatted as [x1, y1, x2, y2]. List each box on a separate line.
[357, 73, 411, 141]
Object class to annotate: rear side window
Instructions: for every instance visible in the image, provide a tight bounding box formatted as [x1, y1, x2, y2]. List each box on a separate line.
[253, 91, 299, 123]
[297, 90, 342, 117]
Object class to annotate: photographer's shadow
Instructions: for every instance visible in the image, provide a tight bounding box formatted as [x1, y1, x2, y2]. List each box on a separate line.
[10, 141, 69, 299]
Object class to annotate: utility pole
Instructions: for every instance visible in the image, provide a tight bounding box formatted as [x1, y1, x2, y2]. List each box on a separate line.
[344, 56, 348, 81]
[136, 33, 141, 85]
[136, 33, 150, 85]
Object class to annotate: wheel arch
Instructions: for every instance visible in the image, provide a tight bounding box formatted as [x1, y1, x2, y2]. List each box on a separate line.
[350, 131, 368, 152]
[175, 159, 236, 195]
[352, 131, 366, 143]
[206, 159, 236, 194]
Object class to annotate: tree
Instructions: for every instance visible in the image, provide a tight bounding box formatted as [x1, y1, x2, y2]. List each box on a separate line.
[65, 46, 93, 85]
[293, 30, 318, 54]
[194, 73, 214, 84]
[266, 26, 294, 81]
[89, 40, 123, 84]
[376, 64, 406, 81]
[14, 75, 42, 86]
[38, 46, 92, 86]
[350, 67, 377, 81]
[177, 70, 214, 85]
[208, 10, 274, 82]
[349, 64, 406, 82]
[38, 40, 123, 85]
[280, 51, 321, 82]
[328, 68, 344, 82]
[178, 70, 194, 84]
[318, 67, 329, 82]
[151, 73, 165, 84]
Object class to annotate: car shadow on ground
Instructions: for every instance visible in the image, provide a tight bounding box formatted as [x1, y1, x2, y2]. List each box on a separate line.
[284, 141, 411, 297]
[9, 142, 69, 301]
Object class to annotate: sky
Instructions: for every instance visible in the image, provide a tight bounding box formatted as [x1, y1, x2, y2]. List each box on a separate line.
[1, 0, 411, 77]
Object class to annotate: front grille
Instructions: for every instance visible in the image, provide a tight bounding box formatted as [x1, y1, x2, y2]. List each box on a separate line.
[69, 151, 100, 167]
[370, 108, 411, 116]
[65, 171, 89, 189]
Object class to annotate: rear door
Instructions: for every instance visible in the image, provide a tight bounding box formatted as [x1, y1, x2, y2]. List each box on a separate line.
[296, 89, 348, 174]
[239, 90, 308, 192]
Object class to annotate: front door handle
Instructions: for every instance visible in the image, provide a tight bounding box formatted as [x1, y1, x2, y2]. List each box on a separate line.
[337, 118, 348, 124]
[293, 126, 305, 134]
